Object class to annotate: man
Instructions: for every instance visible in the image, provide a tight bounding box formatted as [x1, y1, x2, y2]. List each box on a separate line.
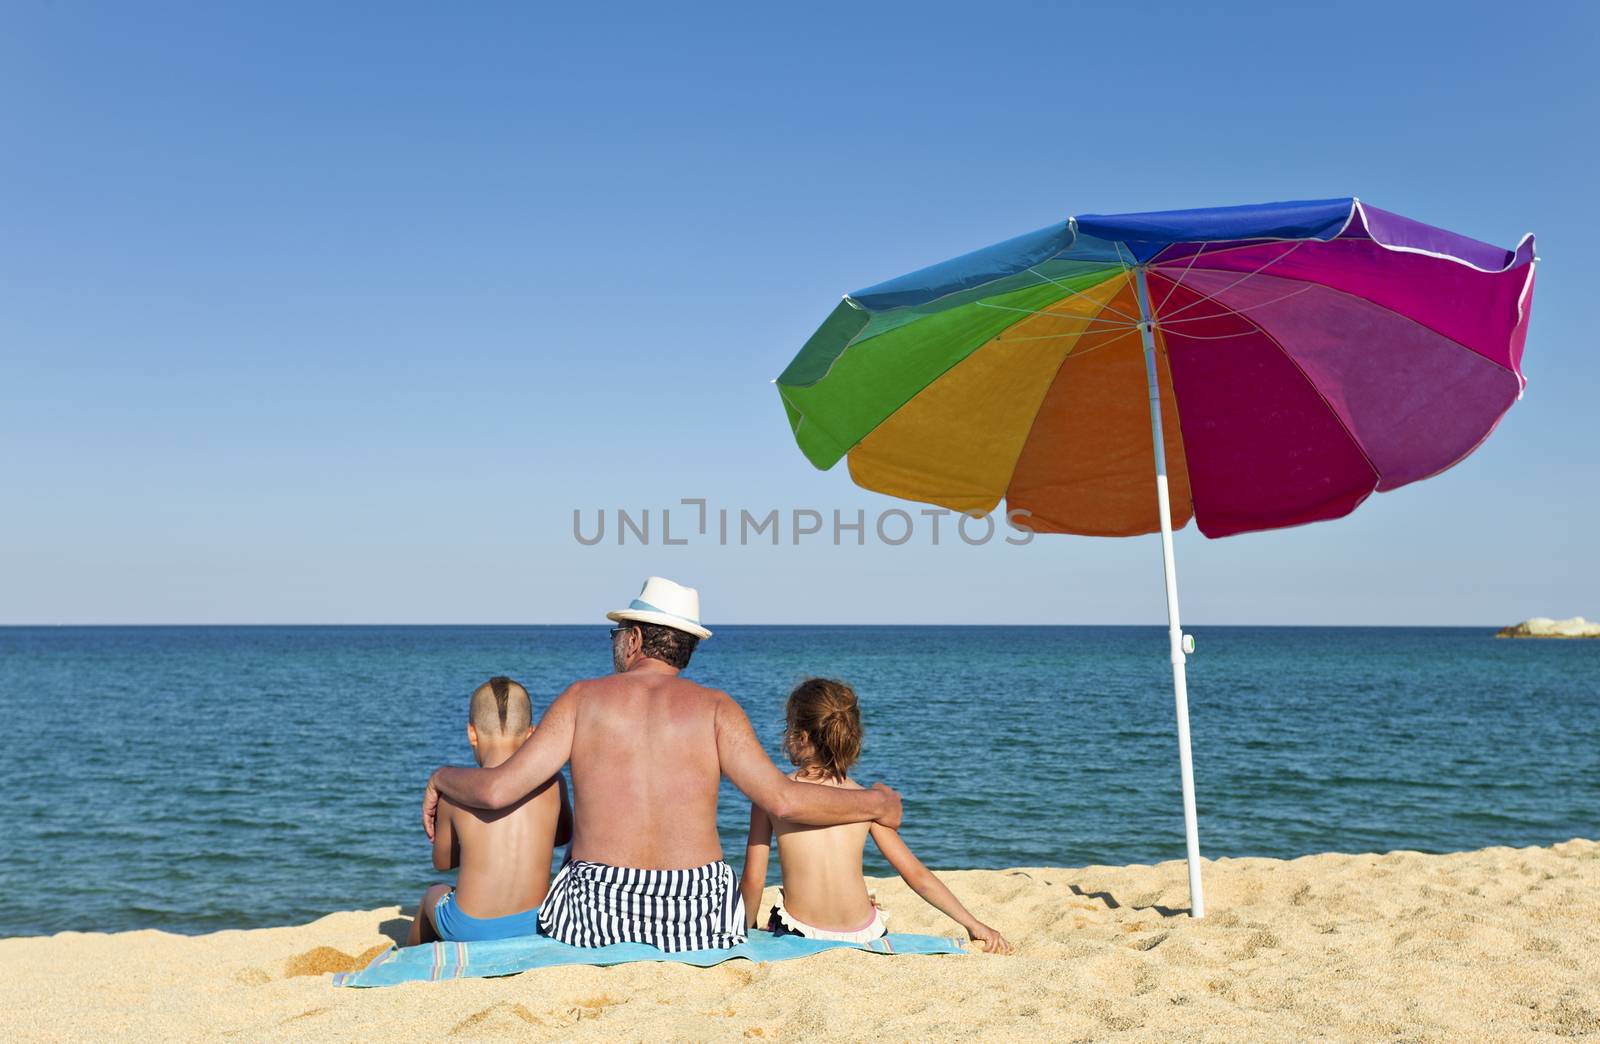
[422, 576, 901, 951]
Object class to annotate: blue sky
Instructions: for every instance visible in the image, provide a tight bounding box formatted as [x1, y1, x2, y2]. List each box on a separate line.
[2, 1, 1594, 626]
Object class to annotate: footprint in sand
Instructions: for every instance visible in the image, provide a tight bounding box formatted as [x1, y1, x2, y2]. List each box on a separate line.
[276, 1007, 331, 1027]
[450, 1002, 541, 1036]
[1233, 928, 1281, 959]
[561, 995, 624, 1025]
[1539, 997, 1600, 1037]
[1126, 930, 1170, 952]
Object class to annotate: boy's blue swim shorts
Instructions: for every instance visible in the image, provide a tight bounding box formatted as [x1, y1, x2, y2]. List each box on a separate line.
[430, 889, 542, 942]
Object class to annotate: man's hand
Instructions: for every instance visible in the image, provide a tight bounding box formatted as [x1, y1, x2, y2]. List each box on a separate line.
[422, 772, 441, 841]
[716, 692, 904, 828]
[870, 782, 903, 830]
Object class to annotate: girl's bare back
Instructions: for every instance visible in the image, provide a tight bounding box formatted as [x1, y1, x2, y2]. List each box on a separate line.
[739, 676, 1012, 953]
[771, 774, 877, 931]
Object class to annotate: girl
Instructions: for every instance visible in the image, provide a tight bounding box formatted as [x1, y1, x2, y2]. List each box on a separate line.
[739, 677, 1012, 953]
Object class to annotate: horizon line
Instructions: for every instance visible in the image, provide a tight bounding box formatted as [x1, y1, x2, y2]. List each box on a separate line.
[0, 621, 1519, 629]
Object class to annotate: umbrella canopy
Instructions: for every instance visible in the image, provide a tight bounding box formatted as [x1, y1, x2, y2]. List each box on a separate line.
[775, 198, 1537, 916]
[777, 198, 1536, 538]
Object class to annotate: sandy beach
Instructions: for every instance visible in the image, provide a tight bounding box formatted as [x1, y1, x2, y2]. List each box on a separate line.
[0, 840, 1593, 1041]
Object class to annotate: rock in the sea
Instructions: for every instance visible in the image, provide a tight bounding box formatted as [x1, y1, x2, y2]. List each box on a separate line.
[1495, 616, 1600, 638]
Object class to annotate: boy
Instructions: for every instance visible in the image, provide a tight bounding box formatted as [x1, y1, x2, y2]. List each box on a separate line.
[406, 676, 572, 944]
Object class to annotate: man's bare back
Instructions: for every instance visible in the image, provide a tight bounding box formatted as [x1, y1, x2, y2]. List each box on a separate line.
[565, 669, 726, 868]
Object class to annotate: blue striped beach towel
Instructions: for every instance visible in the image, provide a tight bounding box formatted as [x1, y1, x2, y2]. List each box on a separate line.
[332, 930, 966, 988]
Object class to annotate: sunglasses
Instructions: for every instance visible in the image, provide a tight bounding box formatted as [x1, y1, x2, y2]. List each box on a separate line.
[609, 625, 637, 640]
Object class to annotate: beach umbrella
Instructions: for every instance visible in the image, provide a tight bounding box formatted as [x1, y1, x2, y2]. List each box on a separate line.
[774, 198, 1537, 917]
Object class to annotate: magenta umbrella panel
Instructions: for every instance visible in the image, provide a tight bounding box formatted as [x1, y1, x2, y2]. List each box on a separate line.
[776, 199, 1538, 538]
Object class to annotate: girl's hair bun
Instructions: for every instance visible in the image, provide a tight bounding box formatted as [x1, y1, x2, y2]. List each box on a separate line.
[785, 678, 862, 781]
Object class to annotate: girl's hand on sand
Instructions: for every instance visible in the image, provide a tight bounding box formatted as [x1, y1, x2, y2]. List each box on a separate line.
[968, 922, 1013, 955]
[422, 774, 441, 840]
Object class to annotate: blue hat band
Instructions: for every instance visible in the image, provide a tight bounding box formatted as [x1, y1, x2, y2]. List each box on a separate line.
[627, 597, 700, 627]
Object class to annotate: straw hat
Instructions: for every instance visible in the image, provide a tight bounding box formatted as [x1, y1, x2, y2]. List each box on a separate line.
[606, 576, 712, 639]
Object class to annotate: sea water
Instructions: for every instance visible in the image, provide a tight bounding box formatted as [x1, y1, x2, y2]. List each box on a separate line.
[1, 625, 1595, 936]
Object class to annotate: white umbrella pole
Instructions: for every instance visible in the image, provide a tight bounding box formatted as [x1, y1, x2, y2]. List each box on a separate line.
[1133, 265, 1206, 918]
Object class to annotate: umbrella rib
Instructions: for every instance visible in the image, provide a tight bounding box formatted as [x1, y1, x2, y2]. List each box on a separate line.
[1153, 242, 1304, 325]
[1025, 267, 1142, 323]
[974, 301, 1137, 329]
[1111, 244, 1147, 321]
[986, 264, 1146, 348]
[994, 328, 1139, 345]
[1150, 237, 1326, 267]
[1153, 282, 1319, 328]
[1058, 327, 1142, 357]
[1154, 242, 1208, 314]
[1144, 326, 1277, 342]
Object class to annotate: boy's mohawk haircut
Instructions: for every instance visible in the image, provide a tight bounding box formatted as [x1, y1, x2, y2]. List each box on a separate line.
[488, 675, 513, 731]
[471, 676, 531, 735]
